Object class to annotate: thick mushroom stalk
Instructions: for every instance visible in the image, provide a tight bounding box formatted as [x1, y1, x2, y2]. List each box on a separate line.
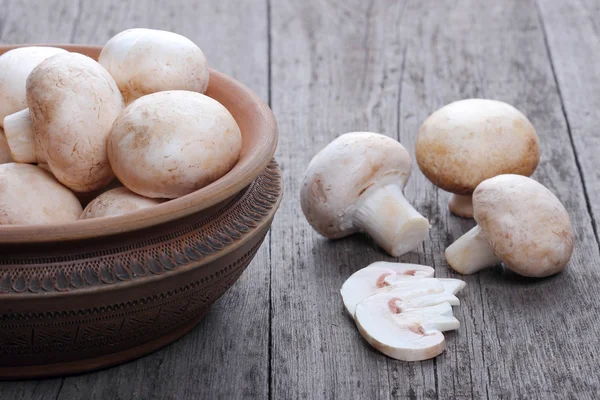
[353, 184, 430, 256]
[448, 194, 474, 218]
[4, 108, 45, 163]
[445, 226, 501, 274]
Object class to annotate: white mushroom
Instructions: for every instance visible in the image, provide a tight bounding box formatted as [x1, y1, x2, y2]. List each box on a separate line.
[355, 293, 459, 361]
[81, 187, 163, 219]
[108, 90, 242, 199]
[416, 99, 540, 218]
[3, 53, 124, 192]
[0, 46, 67, 127]
[0, 163, 82, 225]
[445, 174, 575, 277]
[99, 28, 209, 104]
[340, 262, 465, 316]
[300, 132, 430, 257]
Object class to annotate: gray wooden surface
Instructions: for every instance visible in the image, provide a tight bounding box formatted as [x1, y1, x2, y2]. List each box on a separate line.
[1, 0, 599, 399]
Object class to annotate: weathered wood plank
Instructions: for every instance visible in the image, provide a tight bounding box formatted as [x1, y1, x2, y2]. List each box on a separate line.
[536, 0, 600, 240]
[0, 1, 270, 399]
[270, 0, 600, 399]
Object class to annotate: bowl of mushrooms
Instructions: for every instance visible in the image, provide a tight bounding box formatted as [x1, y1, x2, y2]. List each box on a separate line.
[0, 29, 281, 379]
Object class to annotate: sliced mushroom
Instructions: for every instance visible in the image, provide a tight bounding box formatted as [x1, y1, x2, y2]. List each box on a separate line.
[355, 293, 459, 361]
[0, 46, 67, 127]
[3, 53, 124, 192]
[340, 262, 465, 317]
[300, 132, 430, 257]
[416, 99, 540, 218]
[445, 174, 574, 277]
[108, 90, 242, 199]
[0, 163, 82, 225]
[99, 28, 209, 104]
[81, 187, 163, 219]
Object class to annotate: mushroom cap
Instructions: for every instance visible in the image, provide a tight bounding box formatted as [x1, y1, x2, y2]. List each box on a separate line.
[0, 163, 82, 225]
[0, 46, 67, 127]
[27, 52, 124, 192]
[108, 90, 242, 199]
[81, 187, 163, 219]
[99, 28, 209, 103]
[300, 132, 412, 238]
[473, 174, 574, 277]
[416, 99, 540, 195]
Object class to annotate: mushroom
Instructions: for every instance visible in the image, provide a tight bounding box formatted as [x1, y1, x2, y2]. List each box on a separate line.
[415, 99, 540, 218]
[99, 28, 209, 104]
[3, 52, 124, 192]
[108, 90, 242, 199]
[0, 163, 82, 225]
[340, 261, 465, 316]
[81, 187, 163, 219]
[355, 293, 459, 361]
[445, 174, 575, 277]
[300, 132, 430, 257]
[0, 46, 67, 127]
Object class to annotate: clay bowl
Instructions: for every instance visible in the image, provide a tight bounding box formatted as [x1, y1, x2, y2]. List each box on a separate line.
[0, 45, 282, 379]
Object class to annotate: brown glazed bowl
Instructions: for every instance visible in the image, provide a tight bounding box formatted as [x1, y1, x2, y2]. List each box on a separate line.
[0, 45, 282, 379]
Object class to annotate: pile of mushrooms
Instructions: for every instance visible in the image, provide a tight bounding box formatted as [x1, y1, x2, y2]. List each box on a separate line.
[0, 28, 242, 225]
[300, 99, 574, 361]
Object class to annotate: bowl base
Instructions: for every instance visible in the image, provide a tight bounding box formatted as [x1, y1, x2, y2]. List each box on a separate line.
[0, 307, 210, 380]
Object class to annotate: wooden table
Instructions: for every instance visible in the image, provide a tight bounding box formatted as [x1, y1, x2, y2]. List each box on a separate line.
[2, 0, 599, 399]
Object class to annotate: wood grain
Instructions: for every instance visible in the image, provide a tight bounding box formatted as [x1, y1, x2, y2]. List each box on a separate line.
[270, 0, 600, 399]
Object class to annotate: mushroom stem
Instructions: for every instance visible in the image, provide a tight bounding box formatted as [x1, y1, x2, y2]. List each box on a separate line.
[3, 108, 45, 163]
[354, 184, 430, 257]
[445, 226, 501, 274]
[448, 194, 474, 218]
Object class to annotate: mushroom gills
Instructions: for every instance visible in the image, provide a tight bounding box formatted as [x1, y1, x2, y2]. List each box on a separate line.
[445, 225, 501, 274]
[353, 183, 431, 256]
[448, 194, 474, 218]
[355, 293, 459, 362]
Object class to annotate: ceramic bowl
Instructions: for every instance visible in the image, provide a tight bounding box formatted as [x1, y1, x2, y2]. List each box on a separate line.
[0, 45, 282, 379]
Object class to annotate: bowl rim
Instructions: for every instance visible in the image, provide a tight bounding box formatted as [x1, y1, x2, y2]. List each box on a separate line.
[0, 44, 278, 244]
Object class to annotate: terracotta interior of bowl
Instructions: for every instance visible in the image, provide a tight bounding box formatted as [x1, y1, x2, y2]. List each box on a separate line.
[0, 44, 277, 243]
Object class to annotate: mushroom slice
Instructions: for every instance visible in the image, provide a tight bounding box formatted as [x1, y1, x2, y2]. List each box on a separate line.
[301, 132, 430, 257]
[341, 262, 465, 317]
[445, 174, 574, 277]
[355, 293, 459, 361]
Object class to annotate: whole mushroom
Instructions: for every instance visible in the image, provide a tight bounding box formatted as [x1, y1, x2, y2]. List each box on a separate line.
[108, 90, 242, 199]
[81, 187, 163, 219]
[445, 174, 575, 277]
[99, 28, 209, 104]
[300, 132, 430, 257]
[0, 46, 67, 127]
[3, 52, 124, 192]
[416, 99, 540, 218]
[0, 163, 82, 225]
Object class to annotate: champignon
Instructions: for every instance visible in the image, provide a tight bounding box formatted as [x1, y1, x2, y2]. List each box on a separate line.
[0, 163, 82, 225]
[416, 99, 540, 218]
[0, 46, 67, 127]
[300, 132, 430, 257]
[81, 187, 163, 219]
[99, 28, 209, 104]
[3, 52, 124, 192]
[445, 174, 574, 277]
[108, 90, 242, 199]
[355, 293, 459, 361]
[340, 262, 465, 316]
